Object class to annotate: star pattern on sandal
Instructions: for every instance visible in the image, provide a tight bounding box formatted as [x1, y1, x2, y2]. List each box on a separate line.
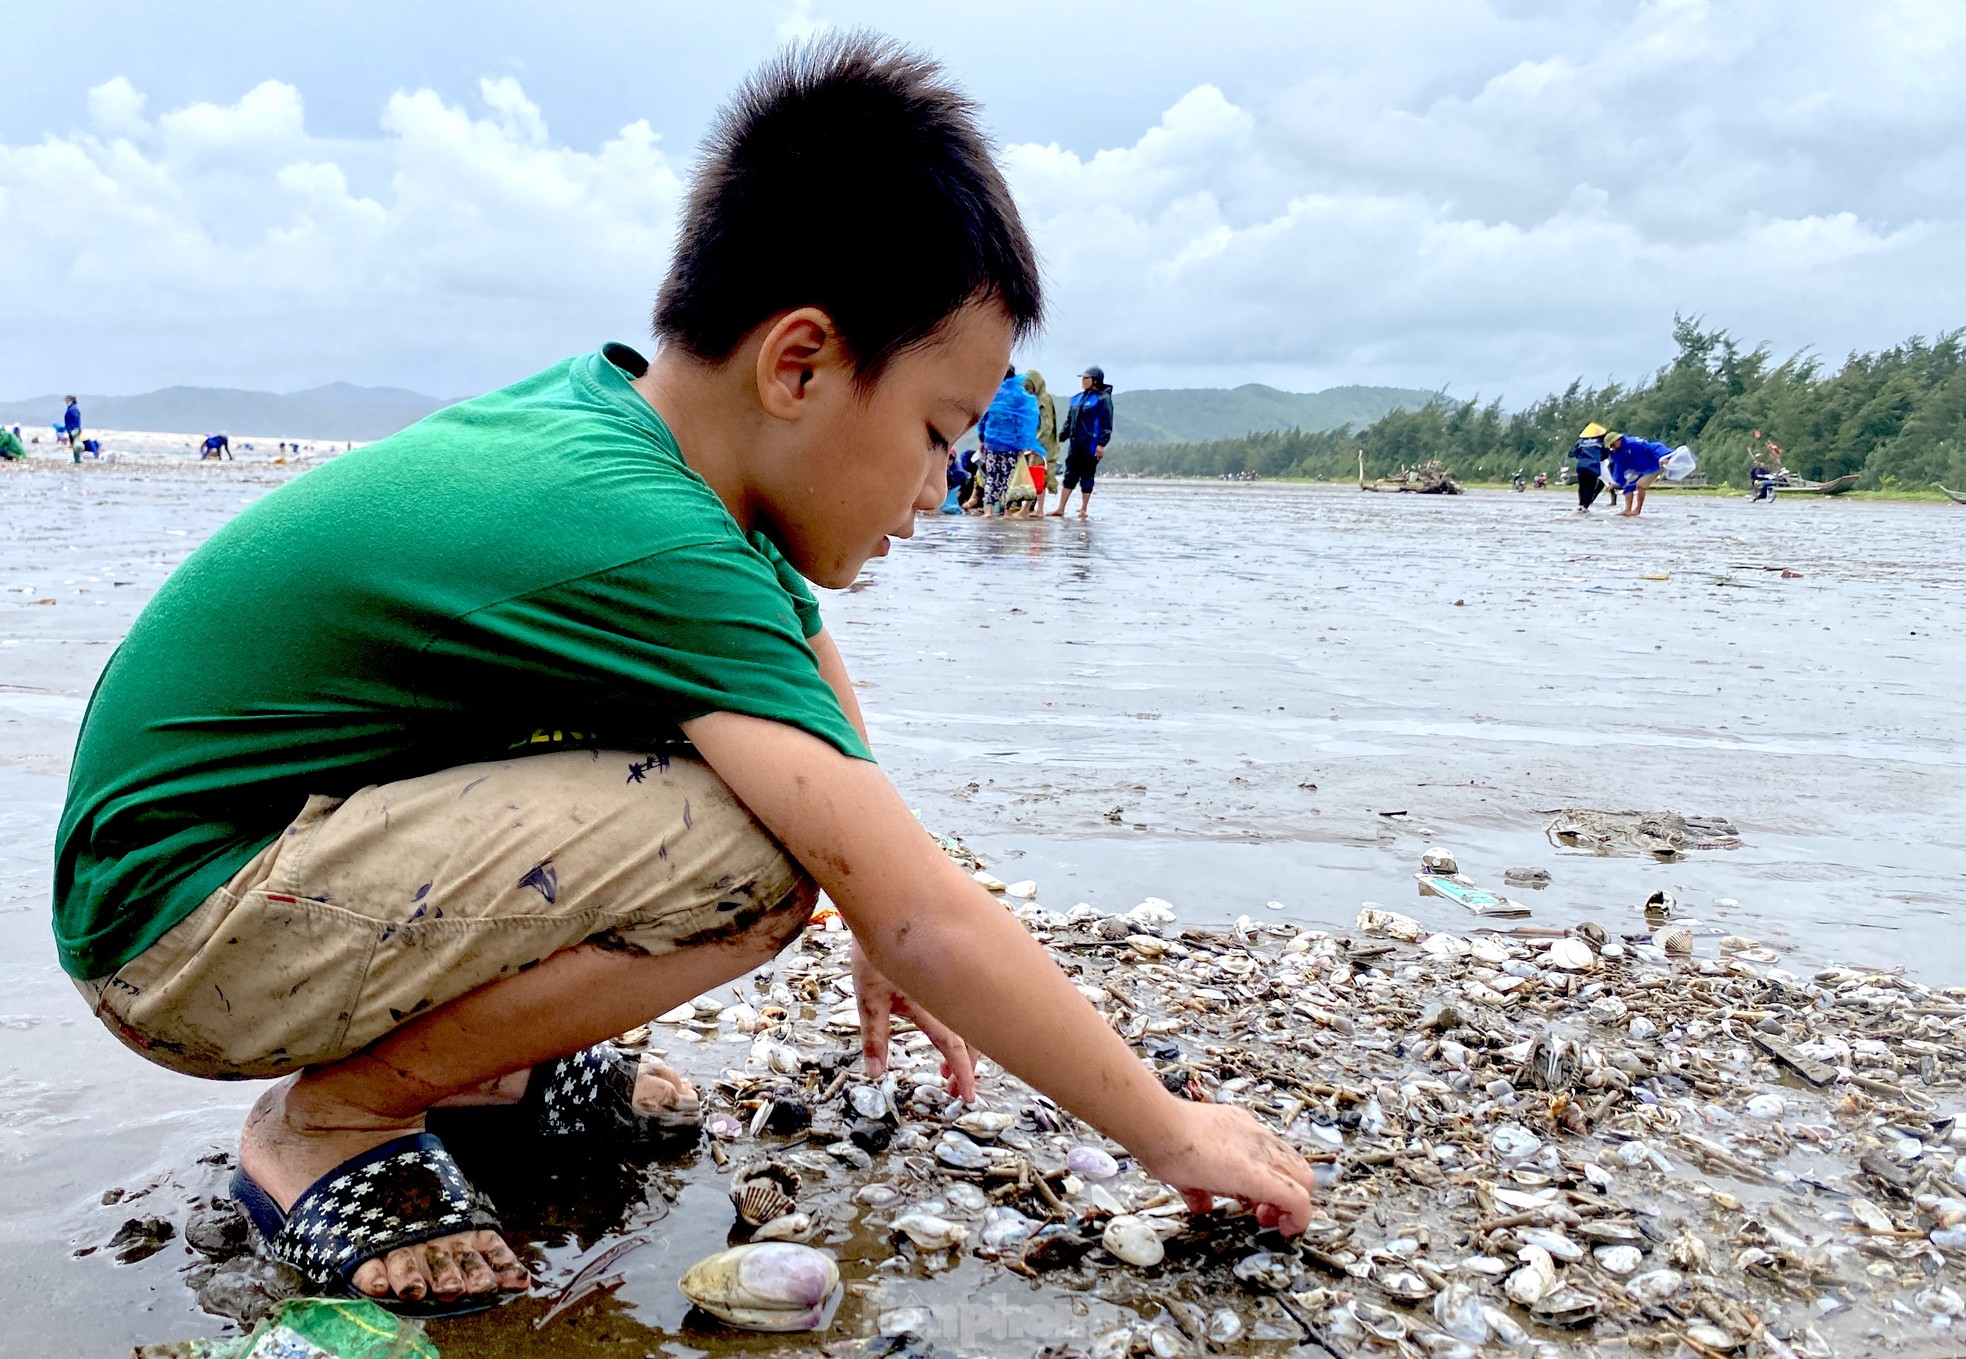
[271, 1143, 496, 1280]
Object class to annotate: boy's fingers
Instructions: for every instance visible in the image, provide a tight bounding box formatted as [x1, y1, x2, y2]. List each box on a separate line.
[856, 989, 893, 1078]
[895, 999, 976, 1100]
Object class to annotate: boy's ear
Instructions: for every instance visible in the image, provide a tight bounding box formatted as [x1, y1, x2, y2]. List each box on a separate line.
[754, 307, 846, 422]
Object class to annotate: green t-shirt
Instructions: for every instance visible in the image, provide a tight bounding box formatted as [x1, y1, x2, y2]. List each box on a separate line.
[54, 344, 872, 980]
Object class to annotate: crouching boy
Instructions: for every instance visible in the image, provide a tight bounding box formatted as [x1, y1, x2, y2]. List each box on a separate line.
[54, 36, 1315, 1317]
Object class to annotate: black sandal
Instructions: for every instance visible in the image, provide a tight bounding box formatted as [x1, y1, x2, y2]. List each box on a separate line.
[232, 1132, 519, 1318]
[520, 1040, 702, 1143]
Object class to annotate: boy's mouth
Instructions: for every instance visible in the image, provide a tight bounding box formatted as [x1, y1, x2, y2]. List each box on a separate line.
[875, 536, 892, 557]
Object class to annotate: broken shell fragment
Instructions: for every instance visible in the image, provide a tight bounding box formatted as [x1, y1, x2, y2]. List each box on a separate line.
[1503, 1245, 1557, 1305]
[679, 1242, 841, 1332]
[1357, 908, 1424, 942]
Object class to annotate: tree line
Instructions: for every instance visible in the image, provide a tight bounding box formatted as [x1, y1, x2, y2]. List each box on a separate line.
[1106, 318, 1966, 490]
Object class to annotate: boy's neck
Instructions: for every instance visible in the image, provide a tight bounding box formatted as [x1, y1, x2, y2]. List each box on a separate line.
[631, 351, 762, 535]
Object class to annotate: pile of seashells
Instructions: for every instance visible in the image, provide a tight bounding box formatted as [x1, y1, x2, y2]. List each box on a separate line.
[643, 843, 1966, 1358]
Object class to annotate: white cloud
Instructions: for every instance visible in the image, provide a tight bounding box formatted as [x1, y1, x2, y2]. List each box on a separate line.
[4, 2, 1965, 402]
[86, 77, 149, 137]
[1, 78, 687, 395]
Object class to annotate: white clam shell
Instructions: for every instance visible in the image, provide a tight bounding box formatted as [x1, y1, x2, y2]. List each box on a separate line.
[954, 1109, 1013, 1140]
[1102, 1214, 1165, 1267]
[679, 1242, 840, 1332]
[892, 1211, 969, 1251]
[1546, 938, 1596, 972]
[1594, 1245, 1642, 1275]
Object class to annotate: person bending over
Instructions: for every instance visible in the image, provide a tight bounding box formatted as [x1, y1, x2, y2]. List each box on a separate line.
[1604, 430, 1673, 517]
[55, 36, 1314, 1319]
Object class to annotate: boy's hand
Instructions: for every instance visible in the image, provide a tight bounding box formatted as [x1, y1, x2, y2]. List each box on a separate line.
[1136, 1102, 1318, 1235]
[850, 936, 978, 1100]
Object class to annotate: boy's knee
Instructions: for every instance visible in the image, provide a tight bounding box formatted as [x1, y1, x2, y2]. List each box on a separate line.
[753, 876, 821, 956]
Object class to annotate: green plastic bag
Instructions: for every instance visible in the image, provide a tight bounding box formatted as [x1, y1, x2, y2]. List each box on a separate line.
[135, 1298, 438, 1359]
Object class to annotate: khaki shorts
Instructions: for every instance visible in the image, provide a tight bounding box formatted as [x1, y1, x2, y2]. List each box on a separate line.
[78, 749, 812, 1080]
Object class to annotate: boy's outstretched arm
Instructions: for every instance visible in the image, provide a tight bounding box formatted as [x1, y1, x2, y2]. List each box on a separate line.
[683, 709, 1317, 1233]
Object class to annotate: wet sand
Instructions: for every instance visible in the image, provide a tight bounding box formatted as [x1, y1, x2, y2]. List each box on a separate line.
[2, 463, 1962, 1353]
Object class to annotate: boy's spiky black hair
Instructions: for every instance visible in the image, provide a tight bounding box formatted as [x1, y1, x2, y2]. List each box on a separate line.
[653, 33, 1042, 385]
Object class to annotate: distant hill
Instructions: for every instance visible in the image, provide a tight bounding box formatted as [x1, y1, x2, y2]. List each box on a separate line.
[0, 383, 453, 442]
[1113, 383, 1437, 443]
[0, 377, 1439, 446]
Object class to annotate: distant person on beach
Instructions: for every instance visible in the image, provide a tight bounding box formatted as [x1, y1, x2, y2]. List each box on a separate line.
[1022, 369, 1059, 513]
[0, 424, 23, 461]
[1050, 365, 1113, 518]
[978, 364, 1038, 516]
[201, 433, 233, 460]
[1569, 422, 1617, 511]
[52, 40, 1312, 1317]
[62, 396, 82, 463]
[1604, 431, 1675, 517]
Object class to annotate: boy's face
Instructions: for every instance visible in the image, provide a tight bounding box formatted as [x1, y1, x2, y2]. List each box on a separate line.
[765, 301, 1012, 588]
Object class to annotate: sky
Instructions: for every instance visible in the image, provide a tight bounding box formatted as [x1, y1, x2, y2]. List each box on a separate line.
[4, 0, 1964, 405]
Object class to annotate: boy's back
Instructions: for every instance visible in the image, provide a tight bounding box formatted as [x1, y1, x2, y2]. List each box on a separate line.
[56, 343, 863, 981]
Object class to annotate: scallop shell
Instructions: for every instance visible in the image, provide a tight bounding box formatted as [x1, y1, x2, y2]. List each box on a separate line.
[1102, 1214, 1165, 1267]
[679, 1242, 840, 1332]
[730, 1161, 801, 1226]
[1653, 925, 1693, 956]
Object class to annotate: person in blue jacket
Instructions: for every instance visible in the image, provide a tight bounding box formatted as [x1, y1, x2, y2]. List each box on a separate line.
[977, 366, 1039, 516]
[201, 433, 233, 460]
[1049, 365, 1114, 518]
[1603, 431, 1674, 517]
[62, 395, 83, 464]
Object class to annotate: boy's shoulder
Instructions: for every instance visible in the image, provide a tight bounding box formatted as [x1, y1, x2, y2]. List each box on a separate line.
[205, 346, 758, 611]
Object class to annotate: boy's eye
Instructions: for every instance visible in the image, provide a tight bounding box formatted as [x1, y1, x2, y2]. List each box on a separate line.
[927, 425, 949, 452]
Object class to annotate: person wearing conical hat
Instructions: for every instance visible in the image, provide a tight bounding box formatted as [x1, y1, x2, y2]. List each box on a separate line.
[1569, 422, 1614, 512]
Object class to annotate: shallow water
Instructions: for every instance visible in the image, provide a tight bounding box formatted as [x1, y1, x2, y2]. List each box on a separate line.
[2, 466, 1962, 1352]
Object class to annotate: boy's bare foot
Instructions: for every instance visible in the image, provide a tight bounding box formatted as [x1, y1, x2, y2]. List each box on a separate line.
[241, 1078, 531, 1305]
[1046, 508, 1064, 517]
